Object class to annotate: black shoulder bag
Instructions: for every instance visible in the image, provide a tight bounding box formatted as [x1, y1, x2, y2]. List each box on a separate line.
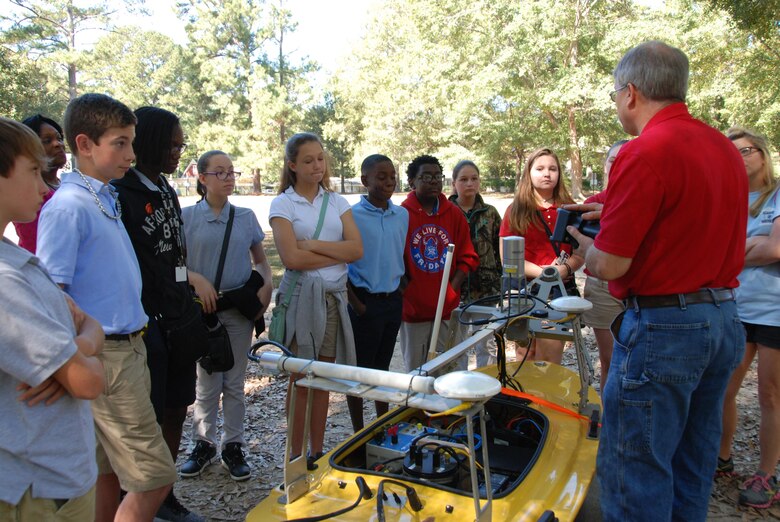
[199, 205, 236, 375]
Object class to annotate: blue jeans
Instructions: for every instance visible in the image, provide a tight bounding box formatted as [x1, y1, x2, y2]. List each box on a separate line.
[598, 299, 744, 522]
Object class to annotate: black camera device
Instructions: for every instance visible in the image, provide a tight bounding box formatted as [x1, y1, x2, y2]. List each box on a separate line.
[550, 208, 600, 248]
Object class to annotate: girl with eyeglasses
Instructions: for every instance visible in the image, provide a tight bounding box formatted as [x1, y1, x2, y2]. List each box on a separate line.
[13, 114, 68, 253]
[499, 148, 585, 364]
[717, 128, 780, 508]
[178, 150, 273, 482]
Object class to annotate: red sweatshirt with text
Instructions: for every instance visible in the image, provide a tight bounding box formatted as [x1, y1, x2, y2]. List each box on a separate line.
[401, 192, 479, 322]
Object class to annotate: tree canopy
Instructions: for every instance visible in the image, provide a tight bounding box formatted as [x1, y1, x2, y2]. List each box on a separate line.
[1, 0, 777, 194]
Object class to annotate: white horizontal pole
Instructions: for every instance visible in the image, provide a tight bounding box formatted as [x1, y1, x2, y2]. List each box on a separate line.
[259, 352, 437, 395]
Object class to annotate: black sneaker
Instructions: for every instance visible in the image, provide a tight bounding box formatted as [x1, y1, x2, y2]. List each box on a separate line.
[221, 442, 251, 481]
[180, 440, 217, 478]
[714, 455, 736, 478]
[156, 492, 205, 522]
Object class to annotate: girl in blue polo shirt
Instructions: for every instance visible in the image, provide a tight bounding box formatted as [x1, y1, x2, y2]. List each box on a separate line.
[179, 151, 273, 482]
[719, 128, 780, 508]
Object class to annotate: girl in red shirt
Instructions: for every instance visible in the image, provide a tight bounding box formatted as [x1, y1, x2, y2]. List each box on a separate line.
[500, 148, 584, 363]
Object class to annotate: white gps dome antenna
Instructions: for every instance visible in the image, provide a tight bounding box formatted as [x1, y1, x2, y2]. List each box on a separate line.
[549, 296, 593, 314]
[434, 371, 502, 401]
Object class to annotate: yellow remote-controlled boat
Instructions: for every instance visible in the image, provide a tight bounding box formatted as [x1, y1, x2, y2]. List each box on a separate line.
[247, 261, 601, 522]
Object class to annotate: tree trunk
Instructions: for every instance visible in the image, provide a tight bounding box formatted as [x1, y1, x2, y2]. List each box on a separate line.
[512, 146, 524, 182]
[567, 107, 583, 200]
[252, 168, 261, 193]
[67, 3, 77, 99]
[277, 0, 286, 144]
[564, 1, 585, 200]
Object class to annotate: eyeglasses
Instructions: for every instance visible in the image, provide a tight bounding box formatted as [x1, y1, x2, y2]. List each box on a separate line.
[610, 84, 628, 102]
[418, 173, 444, 184]
[202, 171, 241, 180]
[170, 143, 188, 153]
[738, 146, 761, 157]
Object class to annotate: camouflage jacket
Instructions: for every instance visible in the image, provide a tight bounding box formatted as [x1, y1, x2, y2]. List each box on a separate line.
[449, 194, 502, 302]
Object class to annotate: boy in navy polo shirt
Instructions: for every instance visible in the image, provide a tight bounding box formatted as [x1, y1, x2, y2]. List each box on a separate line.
[346, 154, 408, 431]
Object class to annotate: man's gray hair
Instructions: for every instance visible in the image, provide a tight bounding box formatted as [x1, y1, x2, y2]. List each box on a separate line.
[614, 41, 689, 102]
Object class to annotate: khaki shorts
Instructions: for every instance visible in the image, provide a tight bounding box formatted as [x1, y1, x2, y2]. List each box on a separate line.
[0, 485, 95, 522]
[581, 276, 625, 330]
[92, 336, 177, 492]
[291, 294, 339, 359]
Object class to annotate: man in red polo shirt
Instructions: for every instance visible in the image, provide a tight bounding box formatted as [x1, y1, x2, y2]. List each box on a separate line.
[568, 41, 747, 522]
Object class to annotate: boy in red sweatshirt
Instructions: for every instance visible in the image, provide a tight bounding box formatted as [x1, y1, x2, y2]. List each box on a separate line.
[400, 155, 479, 372]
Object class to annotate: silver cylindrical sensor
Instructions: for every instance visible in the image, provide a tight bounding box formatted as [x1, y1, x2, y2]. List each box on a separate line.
[502, 236, 524, 277]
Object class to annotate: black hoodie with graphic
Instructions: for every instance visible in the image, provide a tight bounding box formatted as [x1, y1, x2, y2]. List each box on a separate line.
[112, 169, 192, 322]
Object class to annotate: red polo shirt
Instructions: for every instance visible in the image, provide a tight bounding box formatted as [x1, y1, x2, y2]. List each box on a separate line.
[500, 204, 572, 268]
[594, 103, 747, 299]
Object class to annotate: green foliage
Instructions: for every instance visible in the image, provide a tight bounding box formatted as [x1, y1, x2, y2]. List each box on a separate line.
[177, 0, 315, 186]
[81, 30, 198, 112]
[333, 0, 635, 198]
[704, 0, 780, 41]
[1, 0, 778, 183]
[1, 0, 146, 99]
[331, 0, 780, 195]
[695, 0, 780, 148]
[0, 47, 66, 119]
[305, 92, 361, 190]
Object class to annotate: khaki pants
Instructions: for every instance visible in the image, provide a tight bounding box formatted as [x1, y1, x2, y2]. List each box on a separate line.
[93, 336, 177, 492]
[0, 485, 95, 522]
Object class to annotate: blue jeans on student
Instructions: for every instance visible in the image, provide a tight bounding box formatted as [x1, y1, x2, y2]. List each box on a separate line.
[598, 299, 744, 522]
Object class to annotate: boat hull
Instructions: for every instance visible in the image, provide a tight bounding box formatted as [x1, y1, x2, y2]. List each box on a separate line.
[246, 360, 600, 522]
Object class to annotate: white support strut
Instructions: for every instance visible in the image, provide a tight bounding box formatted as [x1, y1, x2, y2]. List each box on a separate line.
[428, 243, 455, 362]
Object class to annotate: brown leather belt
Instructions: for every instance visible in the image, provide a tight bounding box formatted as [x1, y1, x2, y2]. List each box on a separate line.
[105, 328, 145, 341]
[625, 288, 735, 309]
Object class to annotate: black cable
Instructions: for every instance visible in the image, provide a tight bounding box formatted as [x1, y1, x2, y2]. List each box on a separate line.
[247, 338, 294, 361]
[510, 339, 532, 381]
[495, 329, 508, 387]
[286, 477, 371, 522]
[376, 479, 423, 522]
[491, 319, 526, 392]
[458, 292, 537, 326]
[371, 456, 405, 470]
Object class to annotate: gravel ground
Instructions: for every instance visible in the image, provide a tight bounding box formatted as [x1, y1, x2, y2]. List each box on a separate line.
[174, 307, 776, 521]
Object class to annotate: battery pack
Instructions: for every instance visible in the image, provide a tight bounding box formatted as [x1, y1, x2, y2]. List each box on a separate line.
[366, 422, 437, 468]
